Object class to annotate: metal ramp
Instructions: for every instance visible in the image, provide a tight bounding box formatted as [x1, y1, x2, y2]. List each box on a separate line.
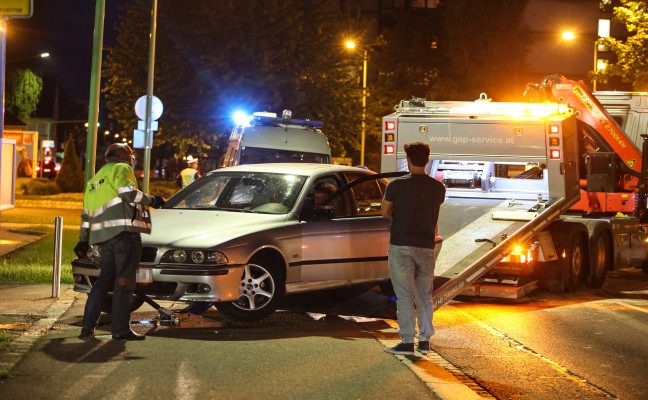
[431, 194, 579, 310]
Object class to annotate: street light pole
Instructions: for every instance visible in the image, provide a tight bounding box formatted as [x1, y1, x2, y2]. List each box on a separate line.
[361, 49, 367, 166]
[593, 40, 599, 92]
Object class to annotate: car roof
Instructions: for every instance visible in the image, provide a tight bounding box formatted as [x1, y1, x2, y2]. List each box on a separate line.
[208, 163, 375, 177]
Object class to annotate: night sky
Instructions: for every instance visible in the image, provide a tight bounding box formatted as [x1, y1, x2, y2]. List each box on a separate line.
[5, 0, 122, 102]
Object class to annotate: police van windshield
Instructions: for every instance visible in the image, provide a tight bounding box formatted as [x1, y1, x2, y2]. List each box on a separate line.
[240, 147, 329, 165]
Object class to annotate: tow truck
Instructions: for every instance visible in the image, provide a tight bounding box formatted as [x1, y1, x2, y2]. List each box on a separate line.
[381, 75, 648, 310]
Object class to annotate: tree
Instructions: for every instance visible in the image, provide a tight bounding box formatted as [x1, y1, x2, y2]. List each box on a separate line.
[599, 0, 648, 90]
[5, 68, 43, 123]
[102, 0, 369, 164]
[55, 135, 85, 193]
[433, 0, 530, 101]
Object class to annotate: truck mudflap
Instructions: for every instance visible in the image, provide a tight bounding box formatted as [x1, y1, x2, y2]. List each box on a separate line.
[431, 194, 579, 310]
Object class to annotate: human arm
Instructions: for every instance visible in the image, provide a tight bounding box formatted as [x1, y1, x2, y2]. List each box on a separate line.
[113, 163, 165, 208]
[381, 198, 394, 220]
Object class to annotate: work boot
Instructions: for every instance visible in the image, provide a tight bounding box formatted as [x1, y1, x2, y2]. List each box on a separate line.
[112, 330, 145, 341]
[79, 328, 95, 339]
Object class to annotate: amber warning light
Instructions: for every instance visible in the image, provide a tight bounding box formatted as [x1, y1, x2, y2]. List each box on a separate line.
[550, 149, 561, 159]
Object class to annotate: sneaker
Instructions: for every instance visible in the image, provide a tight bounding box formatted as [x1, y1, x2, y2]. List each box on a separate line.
[79, 328, 95, 339]
[384, 342, 415, 355]
[417, 341, 430, 355]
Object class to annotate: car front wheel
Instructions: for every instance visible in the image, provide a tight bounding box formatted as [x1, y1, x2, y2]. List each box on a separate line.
[215, 257, 286, 322]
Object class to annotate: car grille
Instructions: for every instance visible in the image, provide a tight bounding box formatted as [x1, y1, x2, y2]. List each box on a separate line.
[141, 246, 158, 263]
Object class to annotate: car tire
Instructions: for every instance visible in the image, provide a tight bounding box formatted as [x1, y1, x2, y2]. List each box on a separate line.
[99, 294, 145, 314]
[216, 256, 286, 322]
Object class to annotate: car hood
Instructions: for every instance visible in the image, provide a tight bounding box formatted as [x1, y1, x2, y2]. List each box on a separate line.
[144, 208, 292, 248]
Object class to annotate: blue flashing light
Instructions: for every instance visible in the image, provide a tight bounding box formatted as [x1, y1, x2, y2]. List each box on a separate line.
[233, 111, 252, 126]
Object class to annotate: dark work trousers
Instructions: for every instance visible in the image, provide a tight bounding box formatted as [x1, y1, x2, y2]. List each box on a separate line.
[82, 231, 143, 336]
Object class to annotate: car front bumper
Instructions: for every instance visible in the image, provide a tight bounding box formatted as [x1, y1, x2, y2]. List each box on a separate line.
[72, 258, 243, 303]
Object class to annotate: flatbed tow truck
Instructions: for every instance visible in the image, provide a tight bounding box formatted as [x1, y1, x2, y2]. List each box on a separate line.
[381, 75, 648, 310]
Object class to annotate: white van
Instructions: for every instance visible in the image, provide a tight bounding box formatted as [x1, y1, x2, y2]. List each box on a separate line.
[221, 110, 331, 167]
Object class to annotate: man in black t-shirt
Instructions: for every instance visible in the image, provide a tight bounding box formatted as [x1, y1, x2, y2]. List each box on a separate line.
[381, 141, 445, 356]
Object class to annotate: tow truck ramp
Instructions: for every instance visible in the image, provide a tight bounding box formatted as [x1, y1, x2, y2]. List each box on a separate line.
[431, 194, 579, 310]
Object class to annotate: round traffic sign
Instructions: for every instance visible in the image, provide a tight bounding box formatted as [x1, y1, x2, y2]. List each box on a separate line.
[135, 95, 163, 121]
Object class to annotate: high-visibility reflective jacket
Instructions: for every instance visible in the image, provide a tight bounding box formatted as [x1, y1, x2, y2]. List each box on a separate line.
[80, 160, 155, 245]
[179, 167, 200, 188]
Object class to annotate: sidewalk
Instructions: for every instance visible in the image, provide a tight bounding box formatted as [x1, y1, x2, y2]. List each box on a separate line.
[0, 226, 48, 258]
[0, 283, 80, 377]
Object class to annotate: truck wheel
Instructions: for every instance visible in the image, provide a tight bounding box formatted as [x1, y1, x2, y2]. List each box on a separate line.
[588, 229, 611, 288]
[564, 231, 586, 292]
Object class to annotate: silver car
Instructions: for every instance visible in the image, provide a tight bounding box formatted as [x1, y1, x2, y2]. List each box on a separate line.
[72, 163, 398, 321]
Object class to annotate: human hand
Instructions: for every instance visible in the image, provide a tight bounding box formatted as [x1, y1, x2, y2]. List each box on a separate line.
[74, 241, 90, 258]
[150, 195, 167, 208]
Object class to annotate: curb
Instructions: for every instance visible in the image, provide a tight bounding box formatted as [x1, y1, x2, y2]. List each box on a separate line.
[0, 286, 81, 377]
[355, 317, 490, 400]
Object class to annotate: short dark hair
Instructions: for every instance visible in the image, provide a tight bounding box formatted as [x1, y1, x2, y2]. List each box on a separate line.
[105, 143, 133, 160]
[404, 141, 430, 167]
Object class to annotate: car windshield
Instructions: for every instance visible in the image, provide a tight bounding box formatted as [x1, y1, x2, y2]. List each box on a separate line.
[165, 171, 307, 214]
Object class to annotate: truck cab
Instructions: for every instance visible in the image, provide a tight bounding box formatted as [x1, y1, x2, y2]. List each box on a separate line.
[221, 110, 331, 167]
[593, 91, 648, 148]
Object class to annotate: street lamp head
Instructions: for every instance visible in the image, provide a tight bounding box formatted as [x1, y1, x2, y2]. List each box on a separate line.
[345, 40, 357, 50]
[561, 31, 576, 41]
[40, 52, 50, 58]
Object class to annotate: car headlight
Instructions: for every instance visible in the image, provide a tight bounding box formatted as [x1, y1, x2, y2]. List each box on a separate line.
[161, 249, 228, 265]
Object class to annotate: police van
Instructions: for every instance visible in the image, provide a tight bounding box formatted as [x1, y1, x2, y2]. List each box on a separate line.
[220, 110, 331, 167]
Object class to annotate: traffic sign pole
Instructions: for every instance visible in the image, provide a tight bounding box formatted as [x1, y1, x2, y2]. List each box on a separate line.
[142, 0, 158, 194]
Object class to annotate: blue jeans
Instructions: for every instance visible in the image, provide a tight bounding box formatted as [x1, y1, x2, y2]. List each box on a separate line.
[388, 244, 436, 343]
[82, 232, 142, 336]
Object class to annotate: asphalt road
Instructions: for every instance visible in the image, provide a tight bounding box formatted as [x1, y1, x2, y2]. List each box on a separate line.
[0, 287, 444, 400]
[3, 205, 648, 399]
[432, 268, 648, 400]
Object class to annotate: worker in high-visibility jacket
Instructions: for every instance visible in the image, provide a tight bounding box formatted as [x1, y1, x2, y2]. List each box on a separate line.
[176, 156, 201, 188]
[74, 143, 166, 341]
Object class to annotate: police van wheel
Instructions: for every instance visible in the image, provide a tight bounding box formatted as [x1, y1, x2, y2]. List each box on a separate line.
[99, 295, 145, 314]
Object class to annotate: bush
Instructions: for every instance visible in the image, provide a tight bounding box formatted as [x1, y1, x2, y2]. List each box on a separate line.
[26, 180, 61, 195]
[149, 180, 179, 198]
[55, 134, 84, 193]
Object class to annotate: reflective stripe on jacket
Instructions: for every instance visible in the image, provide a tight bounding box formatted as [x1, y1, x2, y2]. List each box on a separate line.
[79, 161, 154, 245]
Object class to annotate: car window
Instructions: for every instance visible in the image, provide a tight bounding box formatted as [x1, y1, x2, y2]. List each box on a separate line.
[166, 172, 307, 214]
[311, 176, 347, 217]
[343, 172, 387, 216]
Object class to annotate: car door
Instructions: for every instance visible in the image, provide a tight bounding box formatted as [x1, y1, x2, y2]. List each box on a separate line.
[298, 172, 405, 285]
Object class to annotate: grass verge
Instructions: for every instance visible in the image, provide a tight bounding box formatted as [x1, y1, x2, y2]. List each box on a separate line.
[0, 226, 76, 284]
[0, 331, 10, 351]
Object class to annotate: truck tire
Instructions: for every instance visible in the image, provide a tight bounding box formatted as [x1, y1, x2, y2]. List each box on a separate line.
[564, 230, 586, 292]
[543, 222, 585, 293]
[588, 228, 611, 288]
